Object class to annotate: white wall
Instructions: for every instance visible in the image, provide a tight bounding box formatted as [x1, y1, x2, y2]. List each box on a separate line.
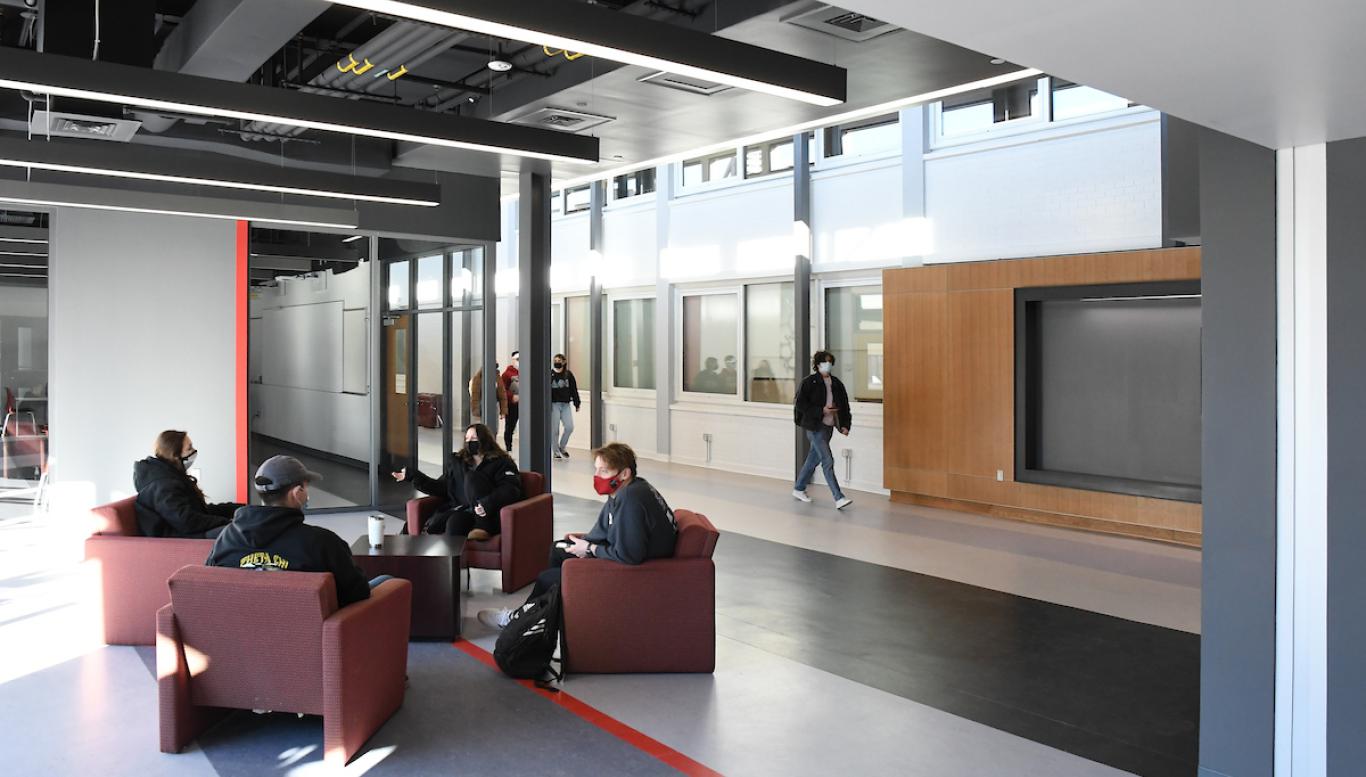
[50, 210, 237, 506]
[248, 262, 370, 462]
[494, 111, 1163, 493]
[925, 112, 1162, 262]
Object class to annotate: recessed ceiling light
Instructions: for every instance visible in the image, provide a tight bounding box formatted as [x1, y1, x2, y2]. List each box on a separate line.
[990, 58, 1007, 65]
[0, 46, 598, 164]
[328, 0, 847, 106]
[487, 59, 513, 72]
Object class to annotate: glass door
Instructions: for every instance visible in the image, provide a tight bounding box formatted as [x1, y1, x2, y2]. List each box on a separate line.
[378, 241, 487, 509]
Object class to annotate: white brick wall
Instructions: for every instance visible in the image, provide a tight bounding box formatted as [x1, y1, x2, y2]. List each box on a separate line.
[925, 112, 1163, 262]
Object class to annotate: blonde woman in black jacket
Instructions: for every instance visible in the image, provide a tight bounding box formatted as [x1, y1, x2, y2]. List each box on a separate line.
[791, 351, 853, 510]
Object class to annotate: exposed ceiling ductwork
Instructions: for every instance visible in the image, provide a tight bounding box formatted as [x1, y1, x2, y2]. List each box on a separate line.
[140, 0, 332, 133]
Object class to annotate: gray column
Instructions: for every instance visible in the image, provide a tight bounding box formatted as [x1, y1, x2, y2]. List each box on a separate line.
[1326, 136, 1366, 775]
[793, 132, 813, 477]
[1197, 127, 1278, 777]
[367, 235, 382, 506]
[1162, 115, 1202, 247]
[518, 166, 554, 483]
[589, 180, 606, 449]
[481, 244, 499, 432]
[654, 164, 673, 459]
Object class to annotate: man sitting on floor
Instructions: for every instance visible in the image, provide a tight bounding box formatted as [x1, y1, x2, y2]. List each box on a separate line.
[477, 442, 677, 630]
[207, 455, 373, 607]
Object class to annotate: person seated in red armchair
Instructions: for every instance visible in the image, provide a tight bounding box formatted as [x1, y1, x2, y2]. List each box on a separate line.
[476, 442, 676, 630]
[207, 455, 375, 607]
[133, 429, 242, 539]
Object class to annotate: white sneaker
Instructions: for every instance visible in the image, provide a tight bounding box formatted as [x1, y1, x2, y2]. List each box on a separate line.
[477, 607, 513, 630]
[559, 448, 570, 459]
[792, 489, 812, 503]
[835, 497, 853, 510]
[551, 450, 563, 460]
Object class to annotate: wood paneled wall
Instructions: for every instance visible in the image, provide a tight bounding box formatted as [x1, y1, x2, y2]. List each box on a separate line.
[883, 248, 1204, 546]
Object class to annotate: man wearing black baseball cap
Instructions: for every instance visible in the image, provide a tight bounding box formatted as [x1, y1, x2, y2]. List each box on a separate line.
[207, 455, 371, 607]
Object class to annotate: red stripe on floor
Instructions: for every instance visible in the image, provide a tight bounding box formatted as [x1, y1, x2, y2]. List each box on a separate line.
[452, 640, 724, 777]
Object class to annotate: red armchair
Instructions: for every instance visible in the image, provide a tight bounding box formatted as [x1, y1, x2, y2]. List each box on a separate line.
[158, 566, 411, 767]
[561, 509, 719, 674]
[406, 470, 552, 594]
[84, 496, 214, 645]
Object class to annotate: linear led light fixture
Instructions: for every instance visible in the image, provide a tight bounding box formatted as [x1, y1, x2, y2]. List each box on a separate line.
[0, 250, 47, 257]
[342, 234, 365, 243]
[329, 0, 848, 107]
[0, 46, 598, 164]
[556, 68, 1042, 190]
[0, 236, 46, 244]
[0, 136, 441, 207]
[0, 180, 357, 229]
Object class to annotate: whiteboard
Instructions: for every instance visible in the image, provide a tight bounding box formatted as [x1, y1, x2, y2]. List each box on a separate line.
[262, 301, 343, 393]
[342, 309, 367, 394]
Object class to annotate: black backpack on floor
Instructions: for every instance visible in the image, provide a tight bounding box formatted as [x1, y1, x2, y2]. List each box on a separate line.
[493, 583, 563, 683]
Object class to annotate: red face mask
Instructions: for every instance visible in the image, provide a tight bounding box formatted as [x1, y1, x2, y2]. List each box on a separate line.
[593, 474, 623, 496]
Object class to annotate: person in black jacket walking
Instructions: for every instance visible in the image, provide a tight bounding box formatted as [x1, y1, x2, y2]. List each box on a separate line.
[792, 351, 853, 510]
[391, 423, 524, 540]
[207, 455, 373, 607]
[550, 353, 581, 459]
[133, 429, 241, 538]
[476, 442, 676, 630]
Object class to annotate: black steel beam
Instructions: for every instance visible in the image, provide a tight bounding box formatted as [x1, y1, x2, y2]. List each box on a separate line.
[0, 134, 442, 207]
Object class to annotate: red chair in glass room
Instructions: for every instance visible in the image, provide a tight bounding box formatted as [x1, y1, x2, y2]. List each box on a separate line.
[406, 470, 552, 593]
[84, 496, 215, 645]
[560, 509, 719, 674]
[158, 566, 411, 767]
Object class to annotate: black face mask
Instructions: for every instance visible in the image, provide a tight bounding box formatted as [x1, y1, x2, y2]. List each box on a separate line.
[553, 362, 565, 371]
[465, 440, 481, 456]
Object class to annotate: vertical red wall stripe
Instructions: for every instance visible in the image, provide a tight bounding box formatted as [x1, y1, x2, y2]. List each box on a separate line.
[235, 220, 249, 503]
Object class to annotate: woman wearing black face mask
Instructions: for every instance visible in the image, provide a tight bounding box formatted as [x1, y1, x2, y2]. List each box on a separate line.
[391, 423, 524, 539]
[132, 429, 243, 538]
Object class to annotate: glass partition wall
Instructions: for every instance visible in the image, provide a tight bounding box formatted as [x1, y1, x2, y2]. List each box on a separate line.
[247, 228, 492, 512]
[0, 210, 49, 507]
[247, 229, 374, 508]
[377, 240, 487, 509]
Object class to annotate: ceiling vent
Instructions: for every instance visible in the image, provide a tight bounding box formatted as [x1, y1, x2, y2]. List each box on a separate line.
[783, 4, 899, 43]
[637, 71, 732, 97]
[509, 107, 615, 134]
[30, 110, 141, 142]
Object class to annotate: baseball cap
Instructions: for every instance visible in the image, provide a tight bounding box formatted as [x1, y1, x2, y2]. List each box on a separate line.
[253, 455, 323, 493]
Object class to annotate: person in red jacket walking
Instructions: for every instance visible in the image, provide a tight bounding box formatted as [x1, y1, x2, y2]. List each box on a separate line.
[501, 351, 520, 451]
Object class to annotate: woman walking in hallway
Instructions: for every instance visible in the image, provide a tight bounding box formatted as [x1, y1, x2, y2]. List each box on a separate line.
[792, 351, 853, 509]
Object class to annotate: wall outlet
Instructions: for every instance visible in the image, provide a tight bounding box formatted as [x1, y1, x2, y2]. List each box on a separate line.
[996, 469, 1004, 482]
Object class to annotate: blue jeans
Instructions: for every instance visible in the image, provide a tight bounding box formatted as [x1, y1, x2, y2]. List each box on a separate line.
[795, 426, 845, 501]
[369, 575, 396, 589]
[552, 402, 575, 451]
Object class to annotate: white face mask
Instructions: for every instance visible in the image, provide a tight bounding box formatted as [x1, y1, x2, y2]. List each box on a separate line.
[182, 451, 198, 469]
[817, 362, 833, 375]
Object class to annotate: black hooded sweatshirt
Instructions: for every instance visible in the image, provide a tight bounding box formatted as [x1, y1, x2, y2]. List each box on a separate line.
[206, 505, 371, 607]
[132, 456, 238, 538]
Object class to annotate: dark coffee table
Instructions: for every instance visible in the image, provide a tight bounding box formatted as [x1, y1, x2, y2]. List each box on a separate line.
[351, 535, 466, 640]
